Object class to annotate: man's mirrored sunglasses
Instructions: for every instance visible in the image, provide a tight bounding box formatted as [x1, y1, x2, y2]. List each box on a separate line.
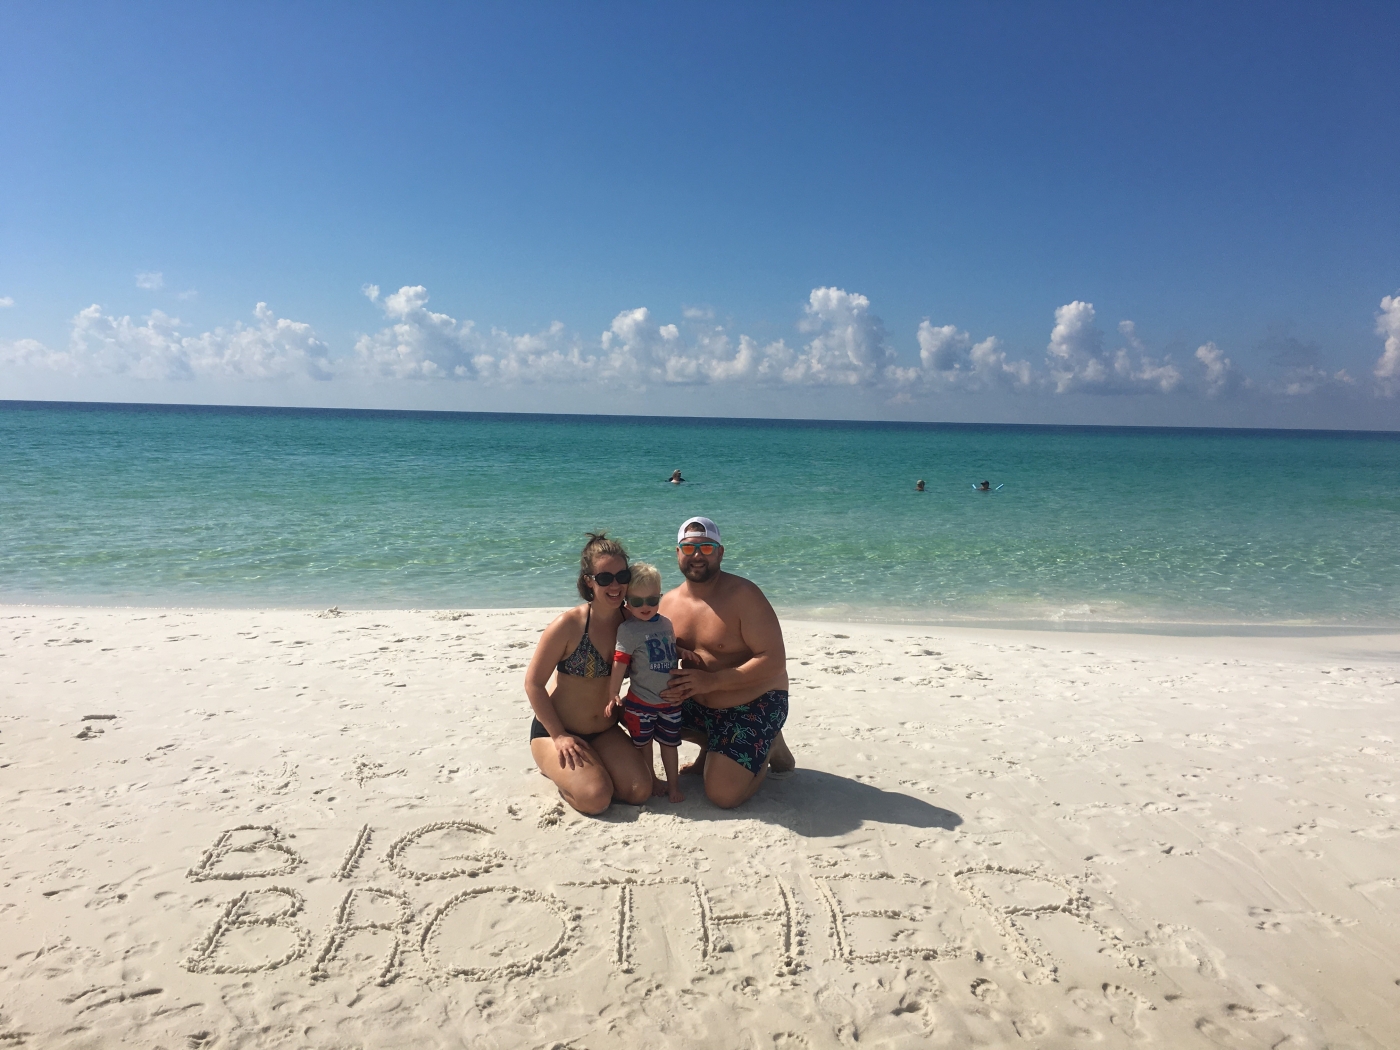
[678, 542, 718, 556]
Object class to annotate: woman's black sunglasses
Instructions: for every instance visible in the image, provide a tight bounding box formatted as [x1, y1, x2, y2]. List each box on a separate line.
[588, 568, 632, 586]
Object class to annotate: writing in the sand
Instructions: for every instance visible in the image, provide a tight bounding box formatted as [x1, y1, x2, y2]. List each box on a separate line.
[181, 823, 1150, 986]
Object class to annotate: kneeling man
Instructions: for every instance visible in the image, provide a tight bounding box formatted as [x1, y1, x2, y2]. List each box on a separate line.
[659, 516, 796, 808]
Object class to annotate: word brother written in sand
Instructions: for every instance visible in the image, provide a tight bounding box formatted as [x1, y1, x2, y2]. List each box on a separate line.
[179, 821, 1154, 991]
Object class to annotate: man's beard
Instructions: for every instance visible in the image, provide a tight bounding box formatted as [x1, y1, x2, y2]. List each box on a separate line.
[682, 561, 720, 583]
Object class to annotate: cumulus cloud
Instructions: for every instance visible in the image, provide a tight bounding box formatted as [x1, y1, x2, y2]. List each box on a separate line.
[1194, 342, 1246, 398]
[785, 288, 895, 385]
[1, 303, 333, 380]
[1045, 300, 1101, 392]
[354, 284, 898, 388]
[135, 271, 164, 291]
[0, 296, 13, 308]
[1375, 292, 1400, 396]
[1045, 304, 1181, 394]
[1252, 322, 1355, 397]
[909, 321, 1032, 391]
[353, 284, 593, 382]
[1274, 365, 1355, 397]
[354, 284, 483, 379]
[13, 282, 1400, 406]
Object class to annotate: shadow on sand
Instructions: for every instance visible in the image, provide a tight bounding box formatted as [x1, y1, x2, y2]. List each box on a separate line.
[598, 768, 962, 838]
[757, 768, 962, 837]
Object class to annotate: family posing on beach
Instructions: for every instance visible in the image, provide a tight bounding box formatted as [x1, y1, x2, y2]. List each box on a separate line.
[525, 516, 796, 814]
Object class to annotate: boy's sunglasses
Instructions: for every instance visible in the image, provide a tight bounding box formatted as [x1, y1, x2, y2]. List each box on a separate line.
[677, 542, 718, 556]
[627, 595, 660, 608]
[588, 568, 632, 586]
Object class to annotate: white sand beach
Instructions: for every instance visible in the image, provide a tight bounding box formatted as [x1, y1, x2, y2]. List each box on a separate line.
[1, 605, 1398, 1049]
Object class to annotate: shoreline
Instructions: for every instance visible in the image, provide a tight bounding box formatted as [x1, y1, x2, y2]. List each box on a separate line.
[2, 604, 1397, 1047]
[3, 598, 1398, 637]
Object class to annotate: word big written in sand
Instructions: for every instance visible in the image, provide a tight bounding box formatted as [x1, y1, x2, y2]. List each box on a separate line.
[180, 821, 1153, 988]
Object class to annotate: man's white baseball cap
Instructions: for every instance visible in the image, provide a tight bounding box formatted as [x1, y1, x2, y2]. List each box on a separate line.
[677, 516, 722, 545]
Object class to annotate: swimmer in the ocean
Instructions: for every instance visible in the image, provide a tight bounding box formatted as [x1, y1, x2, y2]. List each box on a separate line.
[915, 479, 926, 491]
[977, 480, 991, 491]
[669, 470, 685, 484]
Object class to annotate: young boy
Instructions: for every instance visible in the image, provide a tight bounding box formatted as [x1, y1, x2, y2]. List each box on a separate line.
[607, 562, 685, 802]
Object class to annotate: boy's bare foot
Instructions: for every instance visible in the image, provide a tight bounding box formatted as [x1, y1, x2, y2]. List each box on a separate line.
[651, 776, 669, 797]
[667, 782, 685, 803]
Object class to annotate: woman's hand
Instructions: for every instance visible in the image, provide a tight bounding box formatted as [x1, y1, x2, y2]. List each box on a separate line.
[552, 734, 594, 770]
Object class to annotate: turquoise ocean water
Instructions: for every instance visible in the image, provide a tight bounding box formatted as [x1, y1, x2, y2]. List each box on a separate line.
[2, 401, 1398, 626]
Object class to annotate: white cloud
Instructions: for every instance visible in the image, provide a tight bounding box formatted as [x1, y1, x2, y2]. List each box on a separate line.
[16, 282, 1400, 407]
[0, 296, 13, 308]
[0, 338, 53, 368]
[1, 303, 333, 380]
[1045, 304, 1181, 394]
[1045, 300, 1101, 392]
[354, 284, 895, 388]
[353, 284, 594, 382]
[910, 321, 1032, 390]
[1194, 342, 1246, 398]
[1375, 292, 1400, 396]
[1274, 365, 1355, 397]
[353, 284, 486, 379]
[785, 287, 894, 385]
[135, 271, 165, 291]
[600, 305, 797, 385]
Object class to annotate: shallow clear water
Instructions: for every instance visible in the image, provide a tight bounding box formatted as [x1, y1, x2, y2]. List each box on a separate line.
[2, 401, 1398, 624]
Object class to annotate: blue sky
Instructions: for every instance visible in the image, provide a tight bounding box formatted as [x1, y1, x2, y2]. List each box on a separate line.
[2, 1, 1398, 427]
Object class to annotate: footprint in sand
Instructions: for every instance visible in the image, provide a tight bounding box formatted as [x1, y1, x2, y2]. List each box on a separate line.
[253, 762, 298, 795]
[970, 977, 1003, 1003]
[1070, 982, 1154, 1035]
[1011, 1014, 1049, 1038]
[349, 756, 405, 787]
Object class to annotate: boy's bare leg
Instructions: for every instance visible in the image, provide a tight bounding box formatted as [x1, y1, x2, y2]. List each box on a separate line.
[660, 743, 685, 802]
[642, 739, 666, 796]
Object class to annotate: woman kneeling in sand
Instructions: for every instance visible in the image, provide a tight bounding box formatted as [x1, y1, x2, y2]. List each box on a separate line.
[524, 533, 654, 814]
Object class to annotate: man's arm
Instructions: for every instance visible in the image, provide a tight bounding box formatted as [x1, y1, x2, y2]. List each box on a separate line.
[660, 583, 785, 704]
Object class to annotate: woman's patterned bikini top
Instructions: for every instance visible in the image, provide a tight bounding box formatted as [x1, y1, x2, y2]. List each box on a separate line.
[556, 606, 612, 679]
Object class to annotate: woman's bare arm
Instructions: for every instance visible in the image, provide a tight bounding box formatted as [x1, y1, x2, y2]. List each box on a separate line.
[524, 611, 575, 739]
[606, 654, 628, 717]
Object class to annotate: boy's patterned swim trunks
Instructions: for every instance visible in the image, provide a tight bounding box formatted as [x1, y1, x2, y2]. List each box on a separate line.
[622, 696, 684, 748]
[680, 689, 788, 773]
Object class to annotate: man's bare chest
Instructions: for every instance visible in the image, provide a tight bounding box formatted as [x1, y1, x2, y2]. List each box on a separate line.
[672, 605, 746, 661]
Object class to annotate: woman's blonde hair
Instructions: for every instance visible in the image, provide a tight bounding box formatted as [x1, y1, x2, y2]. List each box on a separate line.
[627, 561, 661, 592]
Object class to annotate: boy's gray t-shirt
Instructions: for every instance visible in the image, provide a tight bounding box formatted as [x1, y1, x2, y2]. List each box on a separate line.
[613, 614, 678, 707]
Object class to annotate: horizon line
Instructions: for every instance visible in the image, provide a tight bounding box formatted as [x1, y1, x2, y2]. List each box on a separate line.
[3, 397, 1398, 440]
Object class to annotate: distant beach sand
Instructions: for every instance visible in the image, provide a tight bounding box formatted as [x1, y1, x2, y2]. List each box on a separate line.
[2, 606, 1397, 1048]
